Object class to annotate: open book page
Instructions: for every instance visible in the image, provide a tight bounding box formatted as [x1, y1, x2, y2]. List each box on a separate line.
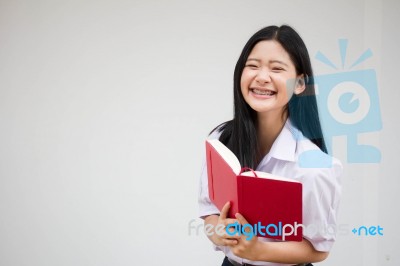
[207, 139, 241, 175]
[207, 139, 299, 183]
[240, 171, 299, 183]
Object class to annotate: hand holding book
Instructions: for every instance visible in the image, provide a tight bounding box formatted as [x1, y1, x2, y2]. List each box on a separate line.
[204, 201, 240, 246]
[206, 139, 303, 241]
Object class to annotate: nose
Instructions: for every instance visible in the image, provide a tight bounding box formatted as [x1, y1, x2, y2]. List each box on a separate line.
[255, 68, 271, 84]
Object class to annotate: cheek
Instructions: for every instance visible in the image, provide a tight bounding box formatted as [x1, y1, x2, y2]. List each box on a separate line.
[280, 84, 295, 103]
[240, 76, 247, 93]
[240, 82, 247, 98]
[284, 79, 296, 98]
[240, 71, 253, 88]
[274, 76, 295, 95]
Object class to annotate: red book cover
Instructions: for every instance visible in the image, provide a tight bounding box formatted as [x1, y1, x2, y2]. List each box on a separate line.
[206, 139, 303, 241]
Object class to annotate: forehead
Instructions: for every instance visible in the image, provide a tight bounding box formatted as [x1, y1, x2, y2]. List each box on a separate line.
[248, 40, 292, 63]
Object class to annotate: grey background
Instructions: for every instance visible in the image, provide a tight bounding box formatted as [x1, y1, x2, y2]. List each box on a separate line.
[0, 0, 399, 265]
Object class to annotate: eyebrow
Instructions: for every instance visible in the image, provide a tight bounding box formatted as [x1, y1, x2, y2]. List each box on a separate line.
[246, 58, 261, 62]
[246, 58, 289, 67]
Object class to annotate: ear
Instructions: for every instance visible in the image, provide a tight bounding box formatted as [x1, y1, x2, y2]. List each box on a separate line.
[294, 75, 306, 95]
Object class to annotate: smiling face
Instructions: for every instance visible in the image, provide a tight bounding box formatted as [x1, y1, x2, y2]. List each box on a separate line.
[240, 40, 305, 119]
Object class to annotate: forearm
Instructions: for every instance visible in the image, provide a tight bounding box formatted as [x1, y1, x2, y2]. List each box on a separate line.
[254, 238, 328, 263]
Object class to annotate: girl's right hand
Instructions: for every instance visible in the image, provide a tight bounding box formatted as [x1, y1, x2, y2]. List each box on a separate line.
[204, 201, 241, 246]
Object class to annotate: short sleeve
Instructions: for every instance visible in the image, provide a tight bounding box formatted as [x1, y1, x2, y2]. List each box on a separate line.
[301, 156, 343, 252]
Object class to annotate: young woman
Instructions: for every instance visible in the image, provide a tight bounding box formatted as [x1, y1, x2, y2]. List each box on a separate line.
[198, 25, 342, 266]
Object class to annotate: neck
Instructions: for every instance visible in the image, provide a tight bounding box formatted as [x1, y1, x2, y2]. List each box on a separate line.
[256, 110, 287, 156]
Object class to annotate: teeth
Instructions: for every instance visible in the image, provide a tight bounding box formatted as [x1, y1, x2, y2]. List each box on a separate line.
[252, 89, 275, 96]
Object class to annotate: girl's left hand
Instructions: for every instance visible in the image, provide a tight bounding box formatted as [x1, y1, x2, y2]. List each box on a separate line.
[227, 213, 264, 261]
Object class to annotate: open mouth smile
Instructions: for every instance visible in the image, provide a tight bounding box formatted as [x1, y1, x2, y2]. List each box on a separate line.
[250, 88, 276, 96]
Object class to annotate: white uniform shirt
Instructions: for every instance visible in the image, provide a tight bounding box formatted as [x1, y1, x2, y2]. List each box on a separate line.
[198, 119, 342, 266]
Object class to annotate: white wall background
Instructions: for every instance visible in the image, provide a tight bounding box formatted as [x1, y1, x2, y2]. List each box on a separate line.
[0, 0, 399, 265]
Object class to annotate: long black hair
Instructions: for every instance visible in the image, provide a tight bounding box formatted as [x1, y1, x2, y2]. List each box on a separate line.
[212, 25, 327, 169]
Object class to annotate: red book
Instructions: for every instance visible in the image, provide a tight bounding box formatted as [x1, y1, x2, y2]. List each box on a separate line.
[206, 139, 303, 241]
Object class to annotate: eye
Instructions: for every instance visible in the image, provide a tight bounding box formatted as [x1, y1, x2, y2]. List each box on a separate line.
[245, 64, 259, 69]
[272, 67, 284, 72]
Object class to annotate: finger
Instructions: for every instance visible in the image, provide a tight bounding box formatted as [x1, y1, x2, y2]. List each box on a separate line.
[219, 201, 230, 220]
[222, 233, 241, 240]
[235, 213, 254, 237]
[225, 224, 238, 235]
[223, 218, 238, 226]
[235, 213, 249, 225]
[223, 219, 239, 236]
[223, 238, 238, 246]
[222, 223, 241, 238]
